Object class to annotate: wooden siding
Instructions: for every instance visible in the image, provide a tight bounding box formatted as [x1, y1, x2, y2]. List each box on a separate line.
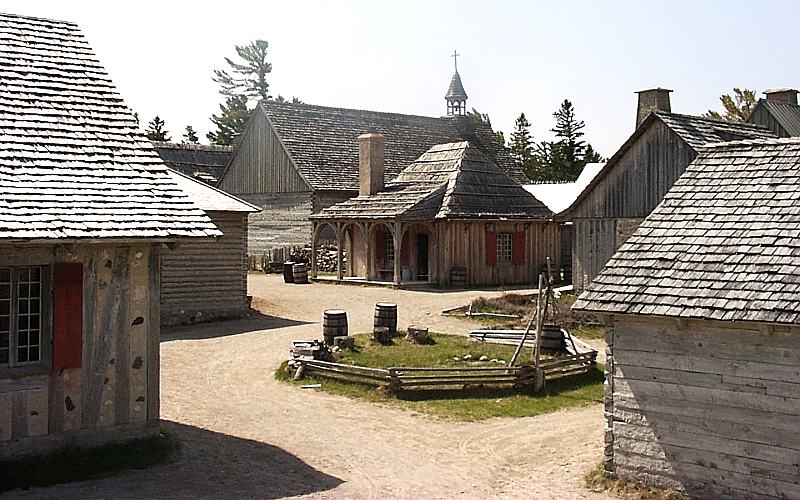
[219, 108, 309, 195]
[571, 121, 697, 290]
[438, 221, 561, 286]
[748, 104, 790, 138]
[161, 212, 250, 324]
[605, 316, 800, 498]
[0, 243, 159, 459]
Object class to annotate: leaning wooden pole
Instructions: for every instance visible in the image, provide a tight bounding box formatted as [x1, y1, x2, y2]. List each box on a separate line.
[532, 273, 546, 369]
[510, 273, 545, 367]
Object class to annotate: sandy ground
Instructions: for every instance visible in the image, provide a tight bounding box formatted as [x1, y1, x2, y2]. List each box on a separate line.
[11, 275, 608, 499]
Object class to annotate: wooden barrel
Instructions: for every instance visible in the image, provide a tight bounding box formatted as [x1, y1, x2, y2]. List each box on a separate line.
[374, 302, 397, 335]
[323, 309, 348, 345]
[283, 261, 295, 283]
[292, 263, 309, 284]
[540, 325, 565, 351]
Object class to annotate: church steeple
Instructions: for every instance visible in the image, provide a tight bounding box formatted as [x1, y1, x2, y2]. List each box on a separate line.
[445, 50, 468, 116]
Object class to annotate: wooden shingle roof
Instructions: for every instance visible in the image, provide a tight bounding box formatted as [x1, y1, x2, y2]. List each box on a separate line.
[558, 111, 775, 219]
[258, 100, 526, 191]
[0, 13, 219, 240]
[573, 137, 800, 325]
[312, 142, 551, 221]
[445, 72, 468, 100]
[152, 142, 232, 186]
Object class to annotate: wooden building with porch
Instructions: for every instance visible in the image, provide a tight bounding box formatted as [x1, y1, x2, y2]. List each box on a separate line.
[573, 137, 800, 498]
[0, 13, 220, 458]
[310, 135, 557, 287]
[216, 66, 525, 255]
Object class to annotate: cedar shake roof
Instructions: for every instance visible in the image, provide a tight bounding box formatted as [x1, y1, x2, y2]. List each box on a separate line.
[258, 100, 526, 190]
[445, 72, 468, 100]
[312, 142, 552, 221]
[0, 13, 220, 240]
[558, 111, 775, 219]
[166, 169, 258, 213]
[573, 137, 800, 325]
[152, 142, 232, 185]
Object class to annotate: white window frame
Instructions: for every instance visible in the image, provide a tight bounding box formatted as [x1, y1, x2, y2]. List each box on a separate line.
[0, 266, 50, 370]
[385, 233, 395, 262]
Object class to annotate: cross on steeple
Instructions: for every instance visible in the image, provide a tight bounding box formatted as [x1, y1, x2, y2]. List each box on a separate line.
[445, 51, 467, 116]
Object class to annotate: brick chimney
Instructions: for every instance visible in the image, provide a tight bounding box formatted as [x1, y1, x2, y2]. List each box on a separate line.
[358, 133, 384, 196]
[635, 88, 672, 129]
[764, 88, 798, 105]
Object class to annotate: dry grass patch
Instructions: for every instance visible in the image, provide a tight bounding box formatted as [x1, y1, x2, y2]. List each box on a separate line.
[585, 462, 689, 500]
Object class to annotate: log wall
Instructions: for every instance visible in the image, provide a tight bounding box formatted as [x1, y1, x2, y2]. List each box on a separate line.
[239, 192, 314, 253]
[605, 315, 800, 498]
[161, 211, 250, 325]
[0, 243, 160, 459]
[570, 120, 696, 290]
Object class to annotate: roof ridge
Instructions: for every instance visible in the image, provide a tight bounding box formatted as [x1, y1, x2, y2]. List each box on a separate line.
[259, 99, 467, 123]
[655, 110, 770, 130]
[698, 136, 800, 149]
[0, 12, 78, 26]
[151, 141, 233, 152]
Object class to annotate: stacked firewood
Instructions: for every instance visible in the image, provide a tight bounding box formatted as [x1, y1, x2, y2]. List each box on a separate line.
[314, 244, 346, 272]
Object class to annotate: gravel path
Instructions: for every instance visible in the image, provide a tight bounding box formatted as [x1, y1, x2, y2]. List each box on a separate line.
[10, 275, 608, 499]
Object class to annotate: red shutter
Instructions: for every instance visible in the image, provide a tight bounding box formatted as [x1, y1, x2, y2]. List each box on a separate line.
[513, 231, 526, 266]
[375, 230, 386, 262]
[485, 230, 497, 266]
[53, 263, 83, 371]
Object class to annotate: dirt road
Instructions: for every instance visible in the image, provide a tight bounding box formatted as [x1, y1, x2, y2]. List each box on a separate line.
[12, 275, 608, 499]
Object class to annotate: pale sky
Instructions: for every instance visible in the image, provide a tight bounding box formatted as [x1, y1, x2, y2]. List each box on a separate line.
[6, 1, 800, 156]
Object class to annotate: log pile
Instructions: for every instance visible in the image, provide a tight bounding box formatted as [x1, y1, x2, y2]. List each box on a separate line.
[250, 244, 346, 273]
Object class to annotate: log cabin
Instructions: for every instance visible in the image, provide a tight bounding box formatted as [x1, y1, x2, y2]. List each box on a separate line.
[160, 170, 258, 325]
[0, 13, 220, 458]
[573, 137, 800, 498]
[216, 67, 525, 255]
[310, 135, 558, 287]
[558, 88, 775, 292]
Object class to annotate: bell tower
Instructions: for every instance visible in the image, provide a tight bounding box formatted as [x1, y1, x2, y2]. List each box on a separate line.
[445, 50, 468, 116]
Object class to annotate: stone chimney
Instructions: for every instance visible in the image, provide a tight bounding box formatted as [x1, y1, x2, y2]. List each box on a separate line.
[358, 133, 384, 196]
[635, 88, 672, 129]
[764, 88, 798, 105]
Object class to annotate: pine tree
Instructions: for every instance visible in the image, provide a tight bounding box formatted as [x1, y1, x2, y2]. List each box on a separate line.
[207, 95, 250, 145]
[183, 125, 199, 144]
[213, 40, 272, 102]
[550, 99, 587, 180]
[466, 108, 505, 147]
[145, 116, 171, 142]
[509, 113, 534, 175]
[705, 88, 757, 122]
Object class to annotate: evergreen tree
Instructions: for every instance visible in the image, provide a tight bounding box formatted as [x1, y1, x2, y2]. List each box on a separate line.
[550, 99, 587, 181]
[207, 95, 250, 145]
[705, 88, 757, 122]
[145, 116, 171, 142]
[583, 144, 604, 164]
[466, 108, 505, 147]
[213, 40, 272, 102]
[509, 113, 535, 178]
[183, 125, 199, 144]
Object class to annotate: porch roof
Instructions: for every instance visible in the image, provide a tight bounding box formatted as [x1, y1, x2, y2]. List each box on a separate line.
[311, 142, 552, 221]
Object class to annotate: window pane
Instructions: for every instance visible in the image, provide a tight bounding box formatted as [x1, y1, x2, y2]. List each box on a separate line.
[0, 331, 7, 347]
[0, 268, 9, 284]
[0, 284, 8, 300]
[29, 267, 40, 281]
[17, 347, 28, 363]
[0, 348, 7, 365]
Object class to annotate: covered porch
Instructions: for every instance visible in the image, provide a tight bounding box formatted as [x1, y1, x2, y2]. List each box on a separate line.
[311, 220, 438, 286]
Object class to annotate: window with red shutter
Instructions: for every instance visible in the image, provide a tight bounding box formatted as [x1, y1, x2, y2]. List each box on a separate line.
[53, 263, 83, 371]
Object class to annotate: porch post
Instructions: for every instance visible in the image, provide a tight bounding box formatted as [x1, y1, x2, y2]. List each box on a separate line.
[311, 222, 318, 279]
[430, 223, 438, 285]
[393, 221, 402, 285]
[336, 222, 344, 281]
[363, 222, 372, 281]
